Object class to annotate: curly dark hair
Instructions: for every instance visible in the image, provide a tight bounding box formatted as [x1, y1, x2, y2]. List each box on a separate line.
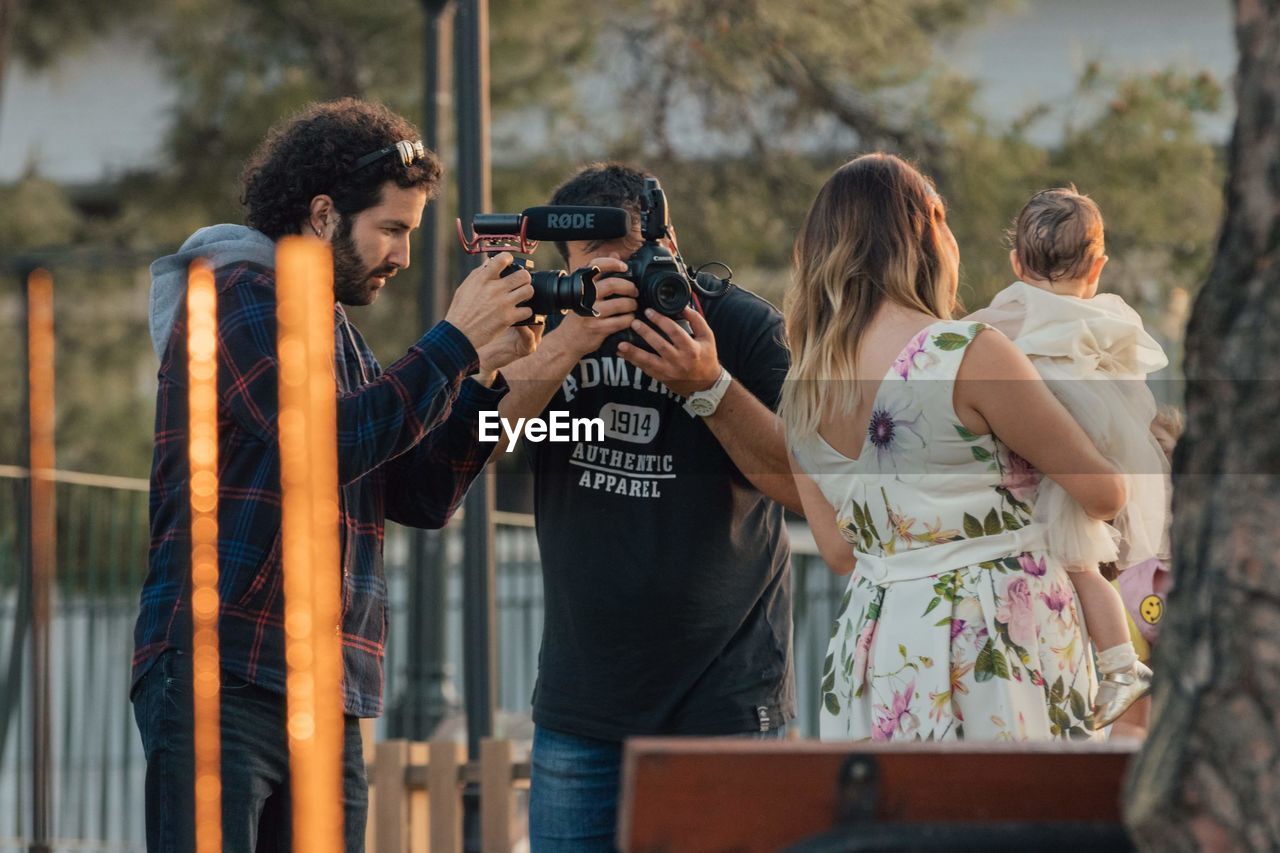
[241, 98, 442, 240]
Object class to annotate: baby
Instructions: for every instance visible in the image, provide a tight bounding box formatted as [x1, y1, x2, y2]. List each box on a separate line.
[968, 187, 1172, 730]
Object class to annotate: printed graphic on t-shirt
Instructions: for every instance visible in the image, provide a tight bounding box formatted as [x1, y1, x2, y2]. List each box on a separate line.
[569, 441, 674, 498]
[560, 354, 687, 405]
[600, 403, 661, 444]
[553, 351, 695, 500]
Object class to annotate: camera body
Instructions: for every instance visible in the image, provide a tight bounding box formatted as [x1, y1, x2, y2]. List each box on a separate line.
[601, 177, 710, 351]
[618, 178, 695, 320]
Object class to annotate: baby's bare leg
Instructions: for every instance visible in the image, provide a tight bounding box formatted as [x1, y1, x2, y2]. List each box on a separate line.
[1068, 567, 1131, 653]
[1069, 565, 1152, 729]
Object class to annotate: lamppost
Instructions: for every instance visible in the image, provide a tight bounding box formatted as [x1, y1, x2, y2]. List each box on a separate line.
[387, 0, 462, 742]
[454, 1, 497, 849]
[391, 4, 497, 848]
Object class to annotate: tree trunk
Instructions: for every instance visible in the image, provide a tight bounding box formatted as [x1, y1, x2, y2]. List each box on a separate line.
[1125, 1, 1280, 850]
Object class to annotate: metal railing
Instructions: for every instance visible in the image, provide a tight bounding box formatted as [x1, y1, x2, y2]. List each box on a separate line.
[0, 468, 842, 852]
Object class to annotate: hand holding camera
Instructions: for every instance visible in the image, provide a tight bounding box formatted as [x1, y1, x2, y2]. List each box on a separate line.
[617, 306, 722, 397]
[549, 258, 637, 360]
[444, 251, 535, 351]
[475, 323, 543, 382]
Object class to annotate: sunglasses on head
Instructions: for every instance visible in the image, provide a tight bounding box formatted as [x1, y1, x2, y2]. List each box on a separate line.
[349, 140, 427, 174]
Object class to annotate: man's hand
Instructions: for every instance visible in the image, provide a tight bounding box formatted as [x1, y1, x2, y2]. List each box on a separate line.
[444, 252, 535, 351]
[473, 324, 542, 387]
[544, 258, 636, 360]
[616, 306, 721, 397]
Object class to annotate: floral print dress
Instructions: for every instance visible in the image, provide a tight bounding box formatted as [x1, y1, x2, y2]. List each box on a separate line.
[793, 320, 1097, 741]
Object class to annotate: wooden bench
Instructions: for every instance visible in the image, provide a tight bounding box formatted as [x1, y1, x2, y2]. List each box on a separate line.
[619, 738, 1139, 852]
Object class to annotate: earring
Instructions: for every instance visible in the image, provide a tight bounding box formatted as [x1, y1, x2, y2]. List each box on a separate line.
[313, 223, 323, 237]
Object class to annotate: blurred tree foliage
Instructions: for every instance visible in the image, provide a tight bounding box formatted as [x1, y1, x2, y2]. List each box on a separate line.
[0, 0, 1225, 475]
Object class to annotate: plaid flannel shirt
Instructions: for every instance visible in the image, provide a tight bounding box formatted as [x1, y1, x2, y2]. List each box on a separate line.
[133, 261, 504, 716]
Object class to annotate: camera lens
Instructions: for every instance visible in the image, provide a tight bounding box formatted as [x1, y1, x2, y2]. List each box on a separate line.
[648, 272, 692, 316]
[525, 267, 599, 319]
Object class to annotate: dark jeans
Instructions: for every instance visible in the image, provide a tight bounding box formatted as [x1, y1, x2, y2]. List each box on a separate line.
[131, 649, 367, 852]
[528, 723, 787, 852]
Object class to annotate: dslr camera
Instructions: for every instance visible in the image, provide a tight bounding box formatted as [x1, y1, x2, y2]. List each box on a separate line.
[605, 177, 733, 349]
[458, 205, 631, 325]
[617, 177, 695, 319]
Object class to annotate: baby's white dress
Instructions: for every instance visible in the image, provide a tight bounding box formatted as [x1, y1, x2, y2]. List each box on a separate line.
[967, 282, 1172, 571]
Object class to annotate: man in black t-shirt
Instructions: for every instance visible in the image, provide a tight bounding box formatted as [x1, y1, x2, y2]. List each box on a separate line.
[495, 163, 799, 850]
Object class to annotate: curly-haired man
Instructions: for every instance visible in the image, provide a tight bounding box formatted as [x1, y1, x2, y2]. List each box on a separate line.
[132, 98, 533, 851]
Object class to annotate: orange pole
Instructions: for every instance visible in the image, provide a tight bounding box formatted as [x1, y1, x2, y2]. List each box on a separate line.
[26, 268, 55, 851]
[186, 261, 222, 853]
[276, 236, 343, 852]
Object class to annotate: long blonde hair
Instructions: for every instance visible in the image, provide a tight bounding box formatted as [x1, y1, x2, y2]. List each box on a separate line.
[781, 153, 959, 442]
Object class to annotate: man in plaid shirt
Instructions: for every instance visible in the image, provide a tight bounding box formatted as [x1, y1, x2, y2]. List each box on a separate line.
[132, 99, 536, 851]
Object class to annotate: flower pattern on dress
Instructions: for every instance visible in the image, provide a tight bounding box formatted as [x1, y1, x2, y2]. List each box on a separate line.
[865, 399, 926, 479]
[804, 320, 1097, 742]
[1001, 449, 1041, 504]
[892, 328, 939, 380]
[996, 577, 1038, 650]
[873, 681, 919, 740]
[1019, 553, 1048, 577]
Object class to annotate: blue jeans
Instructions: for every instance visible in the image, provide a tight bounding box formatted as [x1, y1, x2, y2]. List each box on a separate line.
[529, 724, 786, 852]
[131, 649, 368, 852]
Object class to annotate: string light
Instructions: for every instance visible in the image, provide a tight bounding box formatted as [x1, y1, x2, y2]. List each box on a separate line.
[186, 261, 222, 853]
[277, 236, 344, 852]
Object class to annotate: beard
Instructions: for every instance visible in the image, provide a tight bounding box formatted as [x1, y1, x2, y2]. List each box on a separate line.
[331, 218, 396, 306]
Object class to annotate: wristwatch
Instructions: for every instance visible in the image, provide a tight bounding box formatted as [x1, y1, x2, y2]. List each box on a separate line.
[685, 366, 732, 417]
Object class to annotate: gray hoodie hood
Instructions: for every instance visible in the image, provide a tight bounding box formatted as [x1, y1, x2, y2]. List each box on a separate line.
[149, 224, 277, 359]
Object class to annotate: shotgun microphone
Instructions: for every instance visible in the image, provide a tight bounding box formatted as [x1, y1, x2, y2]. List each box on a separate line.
[520, 206, 630, 241]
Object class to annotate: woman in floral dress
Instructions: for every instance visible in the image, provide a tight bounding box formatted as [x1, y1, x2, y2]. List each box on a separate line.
[782, 154, 1127, 740]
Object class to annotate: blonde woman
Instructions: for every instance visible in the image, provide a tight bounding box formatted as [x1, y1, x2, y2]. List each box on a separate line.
[784, 154, 1126, 740]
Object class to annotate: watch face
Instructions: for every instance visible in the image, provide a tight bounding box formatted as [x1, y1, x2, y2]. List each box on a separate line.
[690, 397, 716, 416]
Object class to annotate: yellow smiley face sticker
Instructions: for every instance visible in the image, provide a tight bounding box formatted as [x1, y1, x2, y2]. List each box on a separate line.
[1140, 594, 1164, 625]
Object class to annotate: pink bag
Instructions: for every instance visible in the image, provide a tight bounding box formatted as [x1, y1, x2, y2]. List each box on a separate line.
[1118, 557, 1170, 644]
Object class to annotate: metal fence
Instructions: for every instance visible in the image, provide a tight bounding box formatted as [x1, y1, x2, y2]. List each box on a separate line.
[0, 469, 844, 852]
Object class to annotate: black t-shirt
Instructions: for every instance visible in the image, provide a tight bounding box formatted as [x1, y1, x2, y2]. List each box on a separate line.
[526, 284, 794, 741]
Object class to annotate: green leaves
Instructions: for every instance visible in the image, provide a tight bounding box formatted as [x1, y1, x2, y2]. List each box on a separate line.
[974, 638, 1010, 682]
[970, 445, 993, 462]
[836, 587, 853, 620]
[824, 692, 841, 715]
[962, 513, 984, 539]
[932, 332, 970, 351]
[983, 509, 1002, 536]
[1069, 688, 1088, 721]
